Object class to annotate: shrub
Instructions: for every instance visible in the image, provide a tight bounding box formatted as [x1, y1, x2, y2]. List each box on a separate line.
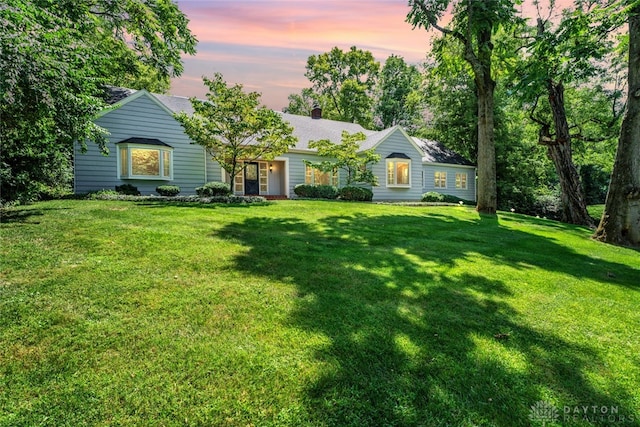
[293, 184, 339, 199]
[422, 191, 445, 202]
[156, 185, 181, 197]
[195, 181, 232, 197]
[294, 184, 313, 198]
[115, 184, 140, 195]
[86, 189, 119, 200]
[532, 193, 563, 220]
[339, 186, 373, 201]
[422, 192, 475, 205]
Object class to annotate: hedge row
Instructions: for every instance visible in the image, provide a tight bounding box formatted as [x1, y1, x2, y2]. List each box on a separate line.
[294, 184, 373, 201]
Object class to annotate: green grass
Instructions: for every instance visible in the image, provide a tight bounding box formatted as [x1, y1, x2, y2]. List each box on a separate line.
[1, 200, 639, 426]
[588, 204, 605, 223]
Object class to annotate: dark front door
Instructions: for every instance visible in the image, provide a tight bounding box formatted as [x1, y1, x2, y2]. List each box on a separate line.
[244, 162, 259, 195]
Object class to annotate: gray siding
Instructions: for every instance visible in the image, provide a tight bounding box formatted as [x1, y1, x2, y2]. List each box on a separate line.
[74, 93, 206, 195]
[281, 152, 350, 197]
[282, 152, 319, 197]
[370, 129, 424, 201]
[205, 156, 224, 184]
[422, 164, 477, 201]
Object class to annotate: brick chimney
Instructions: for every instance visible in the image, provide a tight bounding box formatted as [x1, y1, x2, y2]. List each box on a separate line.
[311, 104, 322, 119]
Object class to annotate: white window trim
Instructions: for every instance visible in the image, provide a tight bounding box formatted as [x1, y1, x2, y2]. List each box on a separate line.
[386, 158, 412, 188]
[455, 172, 468, 190]
[305, 164, 339, 186]
[117, 143, 174, 180]
[434, 171, 447, 189]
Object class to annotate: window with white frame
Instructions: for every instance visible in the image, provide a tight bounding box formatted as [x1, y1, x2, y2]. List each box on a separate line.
[117, 138, 173, 180]
[386, 154, 411, 187]
[434, 171, 447, 188]
[305, 165, 338, 186]
[455, 172, 468, 189]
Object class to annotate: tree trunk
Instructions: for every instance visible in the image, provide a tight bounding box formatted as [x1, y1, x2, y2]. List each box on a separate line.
[545, 81, 594, 226]
[473, 28, 497, 214]
[594, 6, 640, 246]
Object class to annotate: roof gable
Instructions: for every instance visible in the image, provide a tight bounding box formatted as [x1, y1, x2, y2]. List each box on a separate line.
[97, 89, 177, 119]
[361, 126, 424, 156]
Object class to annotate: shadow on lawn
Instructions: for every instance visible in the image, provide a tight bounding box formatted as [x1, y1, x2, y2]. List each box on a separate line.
[215, 213, 638, 426]
[0, 206, 69, 224]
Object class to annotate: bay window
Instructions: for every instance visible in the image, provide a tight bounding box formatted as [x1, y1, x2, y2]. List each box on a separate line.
[386, 153, 411, 187]
[117, 138, 173, 180]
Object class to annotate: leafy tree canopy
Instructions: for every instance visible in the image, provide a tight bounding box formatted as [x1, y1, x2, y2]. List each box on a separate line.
[175, 73, 298, 188]
[374, 55, 425, 133]
[0, 0, 197, 203]
[306, 131, 381, 187]
[304, 46, 380, 127]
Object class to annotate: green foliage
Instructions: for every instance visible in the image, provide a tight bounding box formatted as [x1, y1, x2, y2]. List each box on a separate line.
[85, 193, 266, 204]
[304, 46, 379, 127]
[155, 185, 181, 197]
[293, 184, 339, 199]
[421, 192, 474, 204]
[0, 0, 196, 204]
[86, 189, 119, 200]
[307, 131, 380, 186]
[374, 55, 424, 133]
[422, 191, 445, 202]
[338, 186, 373, 201]
[195, 181, 232, 197]
[176, 73, 298, 190]
[421, 58, 478, 163]
[282, 88, 319, 116]
[115, 184, 140, 196]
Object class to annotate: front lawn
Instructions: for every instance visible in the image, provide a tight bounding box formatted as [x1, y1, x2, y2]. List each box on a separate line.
[1, 200, 638, 426]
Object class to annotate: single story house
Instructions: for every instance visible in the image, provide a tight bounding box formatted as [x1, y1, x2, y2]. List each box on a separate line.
[74, 88, 476, 202]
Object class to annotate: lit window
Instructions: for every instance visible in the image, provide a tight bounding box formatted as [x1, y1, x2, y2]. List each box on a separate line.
[456, 173, 467, 189]
[386, 155, 411, 187]
[305, 165, 338, 186]
[117, 138, 173, 180]
[434, 171, 447, 188]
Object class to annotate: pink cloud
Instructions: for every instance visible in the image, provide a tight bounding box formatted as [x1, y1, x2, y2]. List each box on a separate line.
[170, 0, 575, 109]
[171, 0, 430, 108]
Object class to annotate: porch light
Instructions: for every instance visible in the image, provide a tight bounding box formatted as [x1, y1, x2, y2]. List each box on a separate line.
[269, 163, 273, 173]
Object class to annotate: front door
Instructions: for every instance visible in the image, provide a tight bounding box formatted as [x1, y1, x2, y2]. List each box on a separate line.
[244, 162, 260, 195]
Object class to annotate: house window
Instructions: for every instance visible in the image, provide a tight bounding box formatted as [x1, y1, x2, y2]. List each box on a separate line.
[305, 165, 338, 186]
[118, 142, 173, 180]
[386, 156, 411, 187]
[456, 172, 468, 189]
[434, 171, 447, 188]
[234, 161, 244, 192]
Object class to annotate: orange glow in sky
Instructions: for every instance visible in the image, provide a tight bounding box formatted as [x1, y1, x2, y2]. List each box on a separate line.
[171, 0, 431, 109]
[171, 0, 572, 110]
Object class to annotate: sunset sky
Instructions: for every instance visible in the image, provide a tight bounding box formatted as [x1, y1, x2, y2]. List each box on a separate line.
[170, 0, 432, 110]
[170, 1, 562, 110]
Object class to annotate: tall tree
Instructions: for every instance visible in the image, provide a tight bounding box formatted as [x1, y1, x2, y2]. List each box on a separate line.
[509, 1, 620, 226]
[594, 1, 640, 245]
[0, 0, 197, 203]
[374, 55, 424, 133]
[175, 74, 298, 190]
[408, 0, 520, 214]
[304, 46, 380, 127]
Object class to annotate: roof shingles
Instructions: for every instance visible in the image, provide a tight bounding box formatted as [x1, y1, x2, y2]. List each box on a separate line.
[104, 88, 474, 166]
